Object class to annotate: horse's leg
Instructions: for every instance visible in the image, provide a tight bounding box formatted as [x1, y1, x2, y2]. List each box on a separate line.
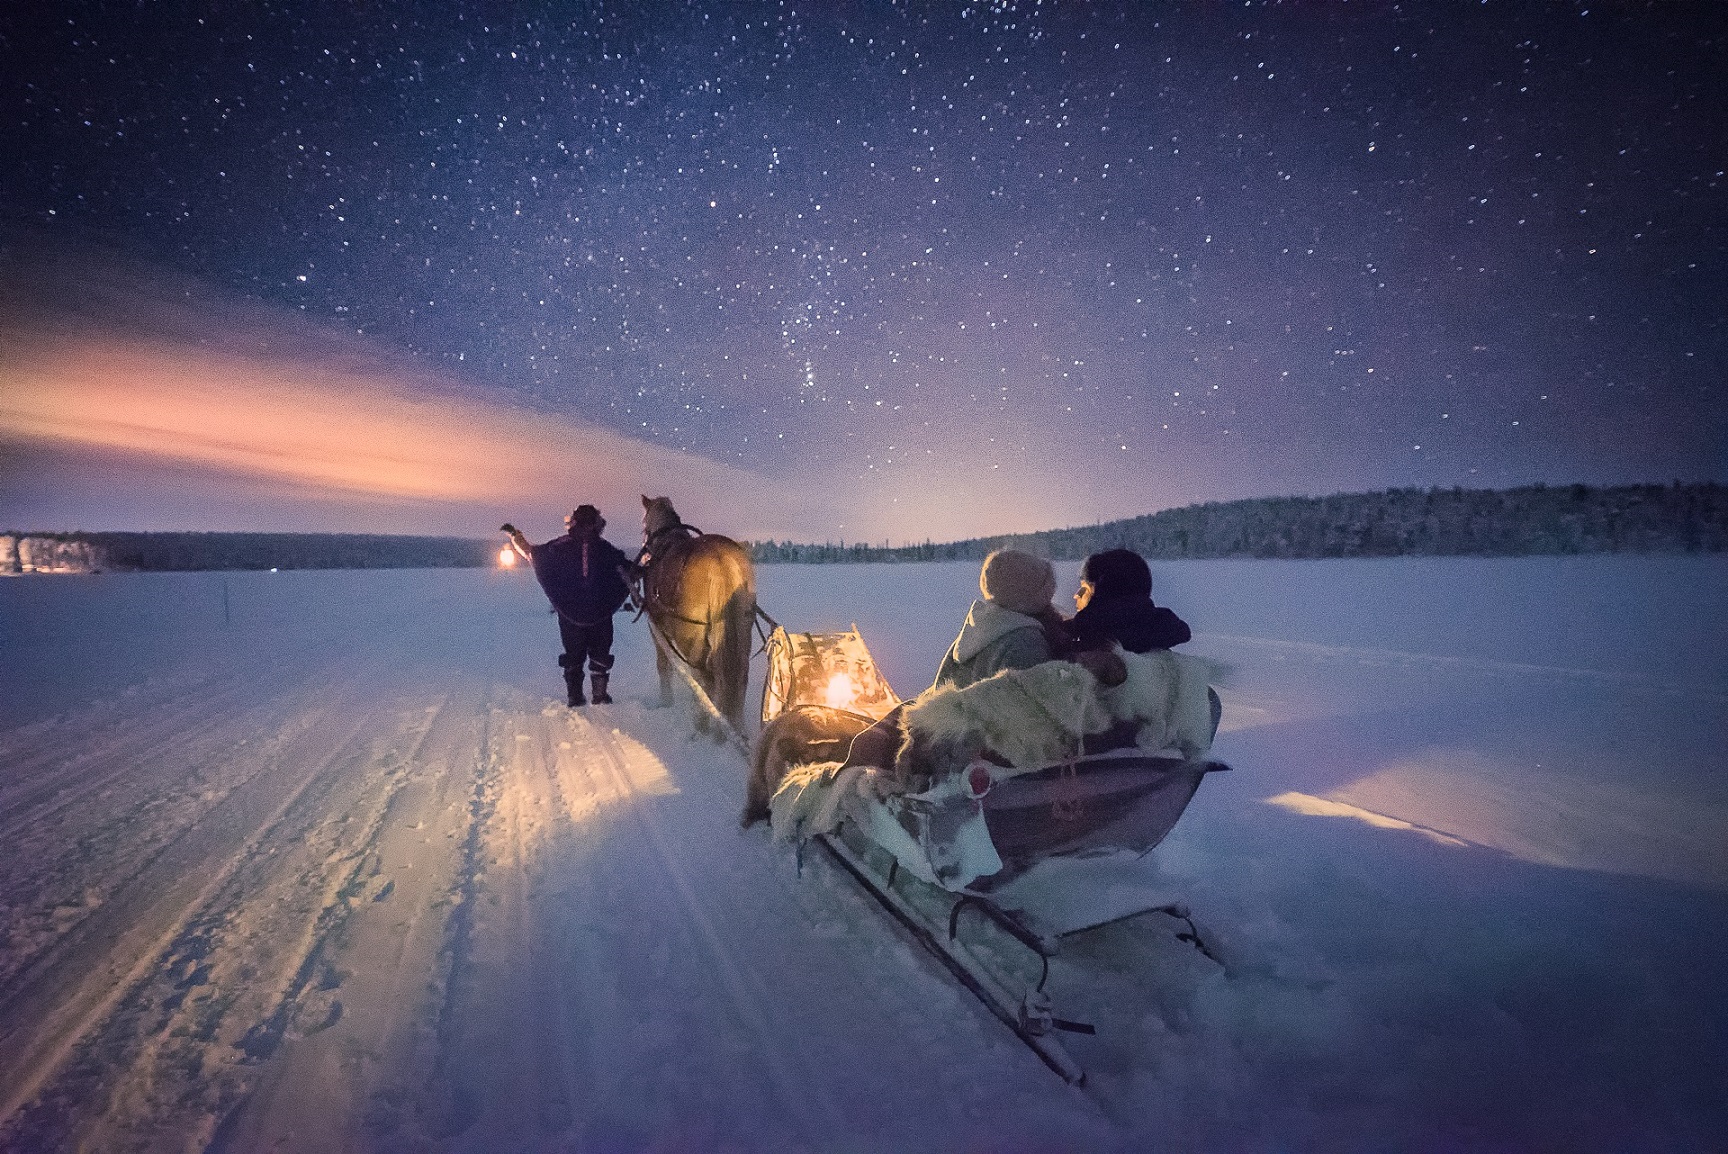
[692, 624, 717, 737]
[693, 668, 716, 738]
[671, 622, 711, 735]
[653, 632, 675, 709]
[688, 571, 722, 739]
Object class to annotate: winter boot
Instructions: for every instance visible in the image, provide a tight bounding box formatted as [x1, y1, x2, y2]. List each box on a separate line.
[589, 673, 613, 705]
[563, 667, 585, 707]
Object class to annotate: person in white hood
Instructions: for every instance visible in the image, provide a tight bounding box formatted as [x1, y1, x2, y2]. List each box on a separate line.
[836, 549, 1122, 776]
[929, 549, 1063, 691]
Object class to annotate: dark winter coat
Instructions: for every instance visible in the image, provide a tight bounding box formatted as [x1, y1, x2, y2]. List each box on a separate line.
[530, 531, 632, 626]
[1065, 594, 1191, 653]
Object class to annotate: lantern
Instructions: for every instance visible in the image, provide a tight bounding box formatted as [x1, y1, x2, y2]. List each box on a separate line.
[761, 625, 900, 726]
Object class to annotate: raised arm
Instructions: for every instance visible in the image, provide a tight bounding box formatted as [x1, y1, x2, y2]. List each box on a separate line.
[500, 523, 532, 562]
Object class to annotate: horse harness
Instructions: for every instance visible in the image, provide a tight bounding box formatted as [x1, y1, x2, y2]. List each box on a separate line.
[633, 520, 777, 656]
[633, 521, 715, 628]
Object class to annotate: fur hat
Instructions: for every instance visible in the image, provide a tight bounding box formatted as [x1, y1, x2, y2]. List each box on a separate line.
[1080, 548, 1152, 599]
[568, 504, 604, 530]
[980, 549, 1057, 615]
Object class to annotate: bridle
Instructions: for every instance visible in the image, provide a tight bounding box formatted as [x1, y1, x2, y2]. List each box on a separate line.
[634, 519, 702, 569]
[631, 514, 777, 652]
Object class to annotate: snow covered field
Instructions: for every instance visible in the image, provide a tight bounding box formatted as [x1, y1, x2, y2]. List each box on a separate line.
[0, 555, 1723, 1151]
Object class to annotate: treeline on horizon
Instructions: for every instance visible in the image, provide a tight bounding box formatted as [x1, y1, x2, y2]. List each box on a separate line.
[2, 531, 494, 574]
[6, 482, 1724, 574]
[750, 482, 1728, 564]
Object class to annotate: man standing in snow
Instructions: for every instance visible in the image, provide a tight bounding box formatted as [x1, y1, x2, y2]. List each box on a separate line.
[502, 505, 634, 707]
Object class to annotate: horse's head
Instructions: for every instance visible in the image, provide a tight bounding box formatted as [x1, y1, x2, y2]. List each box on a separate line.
[641, 495, 680, 540]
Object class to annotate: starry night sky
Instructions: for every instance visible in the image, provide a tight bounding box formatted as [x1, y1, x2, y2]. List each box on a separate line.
[1, 1, 1724, 543]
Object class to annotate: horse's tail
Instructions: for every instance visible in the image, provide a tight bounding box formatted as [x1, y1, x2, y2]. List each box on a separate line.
[710, 548, 757, 733]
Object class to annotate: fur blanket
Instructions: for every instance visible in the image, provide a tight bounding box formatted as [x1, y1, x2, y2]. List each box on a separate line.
[896, 648, 1218, 785]
[742, 705, 873, 828]
[768, 760, 882, 844]
[1100, 648, 1219, 759]
[764, 649, 1220, 843]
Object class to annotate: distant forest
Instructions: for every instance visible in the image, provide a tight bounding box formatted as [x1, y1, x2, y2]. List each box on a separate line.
[2, 531, 495, 574]
[6, 483, 1724, 574]
[750, 482, 1728, 564]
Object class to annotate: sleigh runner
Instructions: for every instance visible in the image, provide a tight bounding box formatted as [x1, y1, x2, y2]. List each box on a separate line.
[755, 624, 1228, 1083]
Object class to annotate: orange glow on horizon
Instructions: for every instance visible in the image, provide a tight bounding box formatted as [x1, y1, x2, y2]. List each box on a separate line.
[0, 336, 811, 535]
[2, 341, 598, 502]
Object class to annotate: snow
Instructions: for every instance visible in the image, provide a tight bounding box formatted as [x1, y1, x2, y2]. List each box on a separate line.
[0, 555, 1723, 1150]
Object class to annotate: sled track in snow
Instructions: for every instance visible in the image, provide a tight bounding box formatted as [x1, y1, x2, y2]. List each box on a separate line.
[415, 691, 505, 1143]
[0, 670, 259, 837]
[225, 687, 491, 1151]
[0, 707, 378, 1132]
[0, 659, 397, 995]
[0, 670, 450, 1147]
[567, 712, 846, 1143]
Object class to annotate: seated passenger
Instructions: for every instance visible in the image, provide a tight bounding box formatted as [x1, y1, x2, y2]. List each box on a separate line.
[1064, 548, 1191, 654]
[844, 550, 1132, 776]
[929, 549, 1065, 691]
[1065, 549, 1216, 751]
[842, 550, 1062, 774]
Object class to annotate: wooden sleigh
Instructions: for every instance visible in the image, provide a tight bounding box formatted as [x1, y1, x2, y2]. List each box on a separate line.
[759, 626, 1228, 1083]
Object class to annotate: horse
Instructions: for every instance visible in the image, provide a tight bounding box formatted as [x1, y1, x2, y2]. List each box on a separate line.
[637, 495, 758, 740]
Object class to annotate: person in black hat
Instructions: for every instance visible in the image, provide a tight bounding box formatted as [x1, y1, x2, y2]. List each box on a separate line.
[1063, 548, 1192, 654]
[502, 505, 634, 706]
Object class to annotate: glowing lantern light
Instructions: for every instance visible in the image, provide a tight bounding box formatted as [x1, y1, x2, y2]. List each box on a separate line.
[498, 547, 518, 568]
[761, 626, 899, 726]
[823, 670, 859, 710]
